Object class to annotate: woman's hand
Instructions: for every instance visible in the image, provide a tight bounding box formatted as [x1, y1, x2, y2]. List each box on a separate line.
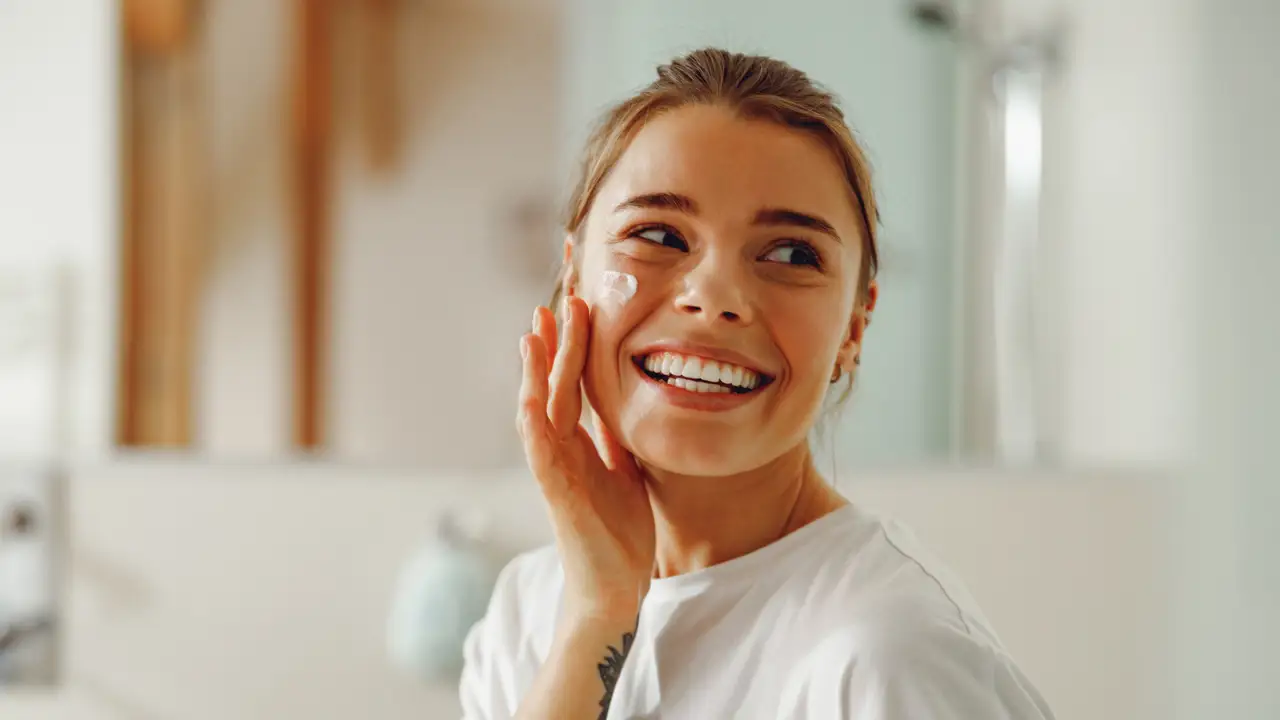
[518, 296, 656, 624]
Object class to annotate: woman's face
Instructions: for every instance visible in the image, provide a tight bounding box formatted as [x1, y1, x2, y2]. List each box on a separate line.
[577, 104, 871, 477]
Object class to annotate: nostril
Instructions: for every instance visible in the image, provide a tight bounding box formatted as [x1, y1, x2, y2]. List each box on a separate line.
[679, 304, 742, 322]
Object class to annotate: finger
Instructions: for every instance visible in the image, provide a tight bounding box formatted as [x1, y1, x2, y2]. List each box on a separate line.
[595, 414, 640, 481]
[587, 408, 611, 467]
[516, 333, 553, 471]
[548, 296, 589, 436]
[532, 306, 557, 363]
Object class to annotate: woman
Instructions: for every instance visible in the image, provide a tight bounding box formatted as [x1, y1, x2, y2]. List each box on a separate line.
[461, 48, 1055, 720]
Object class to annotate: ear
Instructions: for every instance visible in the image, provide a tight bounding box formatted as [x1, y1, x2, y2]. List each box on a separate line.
[561, 234, 578, 297]
[835, 280, 878, 372]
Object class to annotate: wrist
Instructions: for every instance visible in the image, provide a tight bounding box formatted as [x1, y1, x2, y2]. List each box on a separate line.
[560, 589, 645, 627]
[519, 597, 641, 720]
[556, 601, 641, 647]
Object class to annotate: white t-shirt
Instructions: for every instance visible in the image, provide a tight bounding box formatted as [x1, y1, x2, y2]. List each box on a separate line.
[460, 503, 1056, 719]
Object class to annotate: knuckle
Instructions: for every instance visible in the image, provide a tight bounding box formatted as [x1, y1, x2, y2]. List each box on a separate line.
[521, 396, 544, 418]
[516, 400, 548, 440]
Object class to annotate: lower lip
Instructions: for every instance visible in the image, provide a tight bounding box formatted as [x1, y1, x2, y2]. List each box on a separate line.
[633, 362, 766, 411]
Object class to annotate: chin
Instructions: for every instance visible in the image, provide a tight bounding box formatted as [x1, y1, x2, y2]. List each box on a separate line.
[628, 421, 769, 478]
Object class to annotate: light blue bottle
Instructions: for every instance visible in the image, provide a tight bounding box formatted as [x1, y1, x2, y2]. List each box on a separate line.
[386, 512, 498, 681]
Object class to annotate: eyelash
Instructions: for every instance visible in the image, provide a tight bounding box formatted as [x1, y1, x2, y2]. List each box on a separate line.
[630, 224, 689, 251]
[765, 240, 824, 270]
[627, 225, 825, 270]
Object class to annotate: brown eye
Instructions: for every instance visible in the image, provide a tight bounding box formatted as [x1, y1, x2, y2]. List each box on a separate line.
[762, 242, 822, 269]
[635, 226, 689, 251]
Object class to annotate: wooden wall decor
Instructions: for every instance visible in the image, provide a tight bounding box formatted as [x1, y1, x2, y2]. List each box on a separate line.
[117, 0, 205, 447]
[117, 0, 407, 451]
[289, 0, 334, 450]
[361, 0, 400, 172]
[123, 0, 196, 55]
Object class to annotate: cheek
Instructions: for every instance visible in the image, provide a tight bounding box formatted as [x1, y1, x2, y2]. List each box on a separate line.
[580, 279, 647, 420]
[581, 272, 675, 432]
[768, 290, 848, 384]
[577, 243, 658, 304]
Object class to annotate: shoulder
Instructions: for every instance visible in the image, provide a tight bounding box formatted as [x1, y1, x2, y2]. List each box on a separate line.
[780, 610, 1054, 719]
[459, 545, 562, 720]
[814, 508, 1002, 647]
[780, 509, 1055, 719]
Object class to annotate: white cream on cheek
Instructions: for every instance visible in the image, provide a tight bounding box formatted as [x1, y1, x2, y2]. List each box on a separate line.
[594, 270, 638, 309]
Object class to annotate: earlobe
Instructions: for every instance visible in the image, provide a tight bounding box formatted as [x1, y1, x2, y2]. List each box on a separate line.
[835, 337, 860, 374]
[836, 281, 879, 372]
[835, 322, 860, 373]
[851, 280, 879, 344]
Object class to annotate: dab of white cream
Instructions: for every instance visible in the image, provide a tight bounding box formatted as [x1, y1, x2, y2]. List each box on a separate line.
[596, 270, 637, 308]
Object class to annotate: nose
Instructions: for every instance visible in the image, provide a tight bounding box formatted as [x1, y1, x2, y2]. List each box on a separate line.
[673, 249, 753, 324]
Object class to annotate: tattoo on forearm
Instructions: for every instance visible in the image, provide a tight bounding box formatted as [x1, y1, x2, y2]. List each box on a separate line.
[596, 626, 636, 720]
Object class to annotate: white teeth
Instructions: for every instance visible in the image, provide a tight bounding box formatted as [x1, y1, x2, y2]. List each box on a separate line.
[640, 351, 767, 391]
[681, 357, 702, 380]
[700, 362, 720, 383]
[663, 377, 729, 394]
[668, 354, 684, 376]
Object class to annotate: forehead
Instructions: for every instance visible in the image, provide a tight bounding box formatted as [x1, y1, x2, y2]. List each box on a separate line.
[591, 104, 862, 235]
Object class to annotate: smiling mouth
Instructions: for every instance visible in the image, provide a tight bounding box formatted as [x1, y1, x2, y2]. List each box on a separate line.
[632, 351, 775, 395]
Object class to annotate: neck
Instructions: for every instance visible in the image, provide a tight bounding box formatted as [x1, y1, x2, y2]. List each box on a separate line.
[644, 443, 846, 579]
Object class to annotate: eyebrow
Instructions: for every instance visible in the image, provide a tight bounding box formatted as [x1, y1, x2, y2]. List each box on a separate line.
[614, 193, 840, 241]
[752, 208, 840, 241]
[614, 192, 698, 214]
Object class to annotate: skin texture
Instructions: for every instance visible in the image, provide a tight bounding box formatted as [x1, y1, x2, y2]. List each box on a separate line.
[516, 104, 877, 720]
[578, 104, 871, 479]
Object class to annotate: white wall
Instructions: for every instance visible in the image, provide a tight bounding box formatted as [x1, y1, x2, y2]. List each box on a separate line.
[1049, 0, 1194, 468]
[963, 0, 1196, 469]
[1176, 1, 1280, 717]
[0, 0, 119, 459]
[0, 463, 1172, 720]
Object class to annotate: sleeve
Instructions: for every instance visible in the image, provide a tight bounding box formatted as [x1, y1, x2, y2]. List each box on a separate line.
[458, 559, 525, 720]
[778, 621, 1057, 720]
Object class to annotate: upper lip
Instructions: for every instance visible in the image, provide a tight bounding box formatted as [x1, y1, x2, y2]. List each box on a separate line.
[631, 341, 776, 378]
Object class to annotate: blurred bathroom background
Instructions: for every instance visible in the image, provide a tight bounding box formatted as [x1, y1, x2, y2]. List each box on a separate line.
[0, 0, 1276, 717]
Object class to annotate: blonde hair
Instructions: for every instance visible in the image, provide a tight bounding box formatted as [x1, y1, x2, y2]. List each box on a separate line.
[555, 48, 881, 401]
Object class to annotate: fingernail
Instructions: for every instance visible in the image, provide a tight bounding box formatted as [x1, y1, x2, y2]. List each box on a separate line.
[520, 337, 528, 359]
[531, 307, 540, 331]
[561, 296, 570, 318]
